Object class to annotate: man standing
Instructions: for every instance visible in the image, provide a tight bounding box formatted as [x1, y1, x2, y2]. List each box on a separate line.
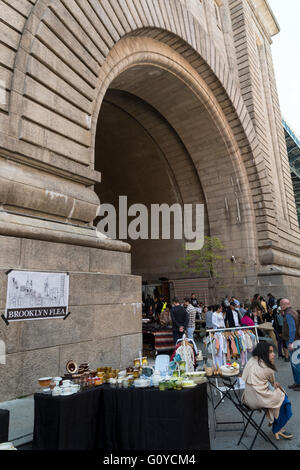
[184, 298, 197, 340]
[171, 298, 189, 344]
[225, 302, 241, 328]
[280, 299, 300, 391]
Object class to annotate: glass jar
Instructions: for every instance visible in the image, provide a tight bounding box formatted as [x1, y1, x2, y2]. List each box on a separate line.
[134, 359, 140, 368]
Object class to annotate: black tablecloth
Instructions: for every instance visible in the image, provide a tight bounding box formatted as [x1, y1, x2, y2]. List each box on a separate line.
[0, 409, 9, 443]
[33, 387, 103, 450]
[34, 384, 210, 451]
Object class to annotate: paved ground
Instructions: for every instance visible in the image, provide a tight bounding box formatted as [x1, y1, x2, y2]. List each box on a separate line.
[0, 339, 299, 450]
[0, 395, 34, 447]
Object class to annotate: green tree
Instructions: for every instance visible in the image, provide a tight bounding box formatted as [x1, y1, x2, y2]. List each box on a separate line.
[177, 236, 235, 301]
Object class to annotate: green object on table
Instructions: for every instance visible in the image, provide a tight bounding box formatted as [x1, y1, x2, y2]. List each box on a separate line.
[159, 381, 166, 391]
[175, 381, 183, 390]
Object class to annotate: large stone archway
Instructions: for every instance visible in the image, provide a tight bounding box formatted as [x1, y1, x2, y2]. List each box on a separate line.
[1, 0, 300, 401]
[93, 36, 258, 294]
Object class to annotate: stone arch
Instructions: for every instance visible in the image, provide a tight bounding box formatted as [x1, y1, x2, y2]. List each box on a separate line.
[8, 0, 272, 251]
[93, 37, 259, 290]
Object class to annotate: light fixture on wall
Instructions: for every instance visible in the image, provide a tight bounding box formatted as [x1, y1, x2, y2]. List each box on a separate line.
[231, 255, 236, 264]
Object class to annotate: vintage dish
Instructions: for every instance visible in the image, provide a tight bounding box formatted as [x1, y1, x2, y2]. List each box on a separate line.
[52, 386, 62, 396]
[62, 379, 72, 385]
[182, 380, 197, 388]
[116, 378, 123, 388]
[184, 371, 206, 383]
[109, 378, 117, 387]
[185, 371, 206, 377]
[122, 378, 129, 388]
[53, 377, 62, 386]
[220, 365, 240, 377]
[66, 360, 78, 374]
[134, 378, 150, 388]
[61, 387, 73, 395]
[38, 377, 52, 388]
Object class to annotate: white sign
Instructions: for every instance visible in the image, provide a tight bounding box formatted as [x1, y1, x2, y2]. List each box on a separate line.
[5, 271, 69, 322]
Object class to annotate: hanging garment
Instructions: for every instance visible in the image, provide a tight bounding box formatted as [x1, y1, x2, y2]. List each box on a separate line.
[215, 333, 225, 367]
[230, 335, 238, 357]
[245, 333, 254, 351]
[171, 339, 197, 370]
[174, 343, 195, 372]
[234, 335, 241, 355]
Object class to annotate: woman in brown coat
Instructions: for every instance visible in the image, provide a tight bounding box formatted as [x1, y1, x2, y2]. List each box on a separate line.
[242, 342, 293, 440]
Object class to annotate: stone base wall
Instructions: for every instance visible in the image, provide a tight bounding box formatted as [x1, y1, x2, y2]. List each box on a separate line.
[0, 235, 142, 402]
[258, 272, 300, 308]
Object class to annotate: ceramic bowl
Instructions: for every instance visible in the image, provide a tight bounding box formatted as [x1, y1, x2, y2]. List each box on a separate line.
[38, 377, 52, 388]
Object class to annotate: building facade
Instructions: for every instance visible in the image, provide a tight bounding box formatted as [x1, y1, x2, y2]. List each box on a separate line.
[0, 0, 299, 400]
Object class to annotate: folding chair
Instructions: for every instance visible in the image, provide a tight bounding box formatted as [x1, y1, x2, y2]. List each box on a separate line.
[207, 375, 245, 438]
[222, 377, 279, 451]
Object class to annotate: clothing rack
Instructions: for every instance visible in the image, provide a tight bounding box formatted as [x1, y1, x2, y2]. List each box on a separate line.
[206, 326, 260, 394]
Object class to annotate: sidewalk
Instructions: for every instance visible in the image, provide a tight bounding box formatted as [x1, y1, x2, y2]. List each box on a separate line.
[0, 395, 34, 447]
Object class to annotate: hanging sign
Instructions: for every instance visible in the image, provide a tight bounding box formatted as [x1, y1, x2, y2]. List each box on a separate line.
[3, 271, 69, 323]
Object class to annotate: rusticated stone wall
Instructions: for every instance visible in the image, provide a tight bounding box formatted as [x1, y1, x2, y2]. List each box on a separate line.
[0, 0, 299, 401]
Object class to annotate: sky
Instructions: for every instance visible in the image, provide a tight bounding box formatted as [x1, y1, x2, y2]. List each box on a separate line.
[268, 0, 300, 138]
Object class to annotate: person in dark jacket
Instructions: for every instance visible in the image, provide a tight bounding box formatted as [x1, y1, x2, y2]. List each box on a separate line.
[225, 302, 241, 328]
[171, 298, 189, 344]
[267, 293, 276, 310]
[273, 300, 284, 359]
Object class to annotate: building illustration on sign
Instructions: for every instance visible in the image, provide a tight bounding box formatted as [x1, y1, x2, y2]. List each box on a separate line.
[8, 274, 66, 309]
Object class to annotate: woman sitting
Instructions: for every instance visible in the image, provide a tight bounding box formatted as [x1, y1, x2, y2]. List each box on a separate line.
[241, 342, 293, 440]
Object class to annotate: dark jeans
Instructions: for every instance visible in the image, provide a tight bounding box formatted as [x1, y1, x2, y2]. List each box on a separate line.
[274, 330, 283, 357]
[173, 328, 184, 345]
[272, 395, 292, 434]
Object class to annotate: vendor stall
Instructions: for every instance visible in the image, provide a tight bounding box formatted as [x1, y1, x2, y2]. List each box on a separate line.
[33, 384, 210, 451]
